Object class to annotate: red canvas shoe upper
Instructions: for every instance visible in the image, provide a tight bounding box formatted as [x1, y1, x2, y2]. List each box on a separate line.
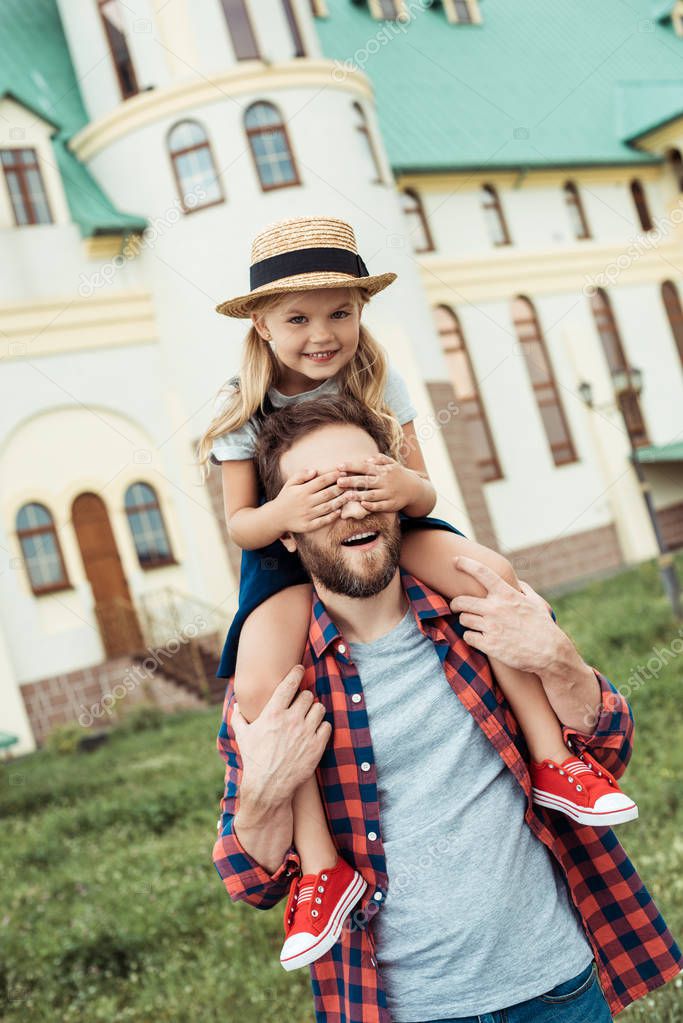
[530, 749, 631, 811]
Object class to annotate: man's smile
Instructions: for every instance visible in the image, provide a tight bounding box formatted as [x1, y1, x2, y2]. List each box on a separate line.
[339, 529, 380, 550]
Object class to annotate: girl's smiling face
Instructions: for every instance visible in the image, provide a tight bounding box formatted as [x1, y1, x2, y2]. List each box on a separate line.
[251, 287, 362, 394]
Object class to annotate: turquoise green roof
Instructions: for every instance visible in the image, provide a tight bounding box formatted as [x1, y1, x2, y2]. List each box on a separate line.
[616, 80, 683, 143]
[0, 0, 146, 237]
[635, 439, 683, 462]
[316, 0, 683, 172]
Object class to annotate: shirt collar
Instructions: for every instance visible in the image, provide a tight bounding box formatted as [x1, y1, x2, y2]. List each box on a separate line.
[308, 567, 453, 660]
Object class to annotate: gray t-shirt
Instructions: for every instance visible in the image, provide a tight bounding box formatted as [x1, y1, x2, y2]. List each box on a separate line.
[209, 362, 417, 464]
[347, 605, 593, 1021]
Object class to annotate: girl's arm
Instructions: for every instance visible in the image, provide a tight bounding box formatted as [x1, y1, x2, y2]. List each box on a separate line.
[336, 419, 437, 518]
[220, 459, 347, 551]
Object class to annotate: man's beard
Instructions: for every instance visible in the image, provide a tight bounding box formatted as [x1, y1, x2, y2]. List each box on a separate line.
[293, 515, 402, 598]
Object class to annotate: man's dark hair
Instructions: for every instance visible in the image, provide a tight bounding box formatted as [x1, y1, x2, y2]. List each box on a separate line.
[255, 393, 394, 502]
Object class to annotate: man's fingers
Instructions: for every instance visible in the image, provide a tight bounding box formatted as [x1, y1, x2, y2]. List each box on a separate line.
[462, 629, 488, 652]
[458, 612, 485, 630]
[450, 593, 486, 615]
[316, 720, 333, 743]
[270, 664, 306, 708]
[453, 556, 505, 594]
[292, 688, 316, 715]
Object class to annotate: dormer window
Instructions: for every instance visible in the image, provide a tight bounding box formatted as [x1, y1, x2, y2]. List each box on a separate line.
[444, 0, 482, 23]
[672, 0, 683, 35]
[97, 0, 139, 99]
[1, 148, 53, 225]
[369, 0, 409, 21]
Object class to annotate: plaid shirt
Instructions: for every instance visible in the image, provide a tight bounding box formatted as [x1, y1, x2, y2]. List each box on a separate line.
[213, 570, 683, 1022]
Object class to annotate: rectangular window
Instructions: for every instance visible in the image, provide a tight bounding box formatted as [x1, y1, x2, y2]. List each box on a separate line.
[98, 0, 139, 98]
[221, 0, 260, 60]
[1, 148, 53, 226]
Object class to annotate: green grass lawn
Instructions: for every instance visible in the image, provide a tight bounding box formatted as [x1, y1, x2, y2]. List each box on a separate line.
[1, 554, 682, 1022]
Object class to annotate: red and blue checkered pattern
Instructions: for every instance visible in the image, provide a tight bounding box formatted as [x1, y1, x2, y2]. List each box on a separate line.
[213, 569, 682, 1021]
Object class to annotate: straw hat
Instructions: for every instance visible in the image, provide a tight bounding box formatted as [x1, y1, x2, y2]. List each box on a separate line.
[215, 215, 397, 318]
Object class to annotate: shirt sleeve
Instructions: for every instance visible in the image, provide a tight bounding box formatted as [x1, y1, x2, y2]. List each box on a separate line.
[211, 680, 301, 907]
[383, 361, 418, 425]
[208, 385, 259, 465]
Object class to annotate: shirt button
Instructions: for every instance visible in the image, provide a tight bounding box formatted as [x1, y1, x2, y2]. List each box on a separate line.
[370, 956, 377, 967]
[373, 892, 383, 901]
[368, 831, 377, 841]
[360, 761, 371, 772]
[338, 643, 347, 654]
[351, 693, 362, 703]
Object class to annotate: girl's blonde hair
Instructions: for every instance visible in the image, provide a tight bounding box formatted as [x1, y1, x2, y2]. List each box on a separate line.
[196, 287, 406, 484]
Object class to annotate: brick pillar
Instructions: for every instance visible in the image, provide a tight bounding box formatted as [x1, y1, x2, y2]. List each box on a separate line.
[425, 381, 498, 550]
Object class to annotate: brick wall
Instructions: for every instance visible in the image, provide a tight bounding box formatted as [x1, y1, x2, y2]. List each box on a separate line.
[504, 522, 624, 595]
[21, 656, 205, 747]
[425, 380, 499, 550]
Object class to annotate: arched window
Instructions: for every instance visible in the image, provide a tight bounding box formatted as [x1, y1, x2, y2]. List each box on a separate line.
[434, 305, 502, 481]
[667, 147, 683, 192]
[221, 0, 259, 60]
[353, 101, 384, 184]
[401, 188, 435, 253]
[168, 121, 224, 212]
[282, 0, 306, 55]
[0, 148, 53, 226]
[563, 181, 590, 239]
[589, 288, 649, 448]
[662, 280, 683, 368]
[511, 297, 576, 466]
[481, 184, 511, 245]
[16, 503, 70, 594]
[124, 483, 175, 569]
[97, 0, 139, 99]
[630, 179, 653, 232]
[244, 101, 300, 191]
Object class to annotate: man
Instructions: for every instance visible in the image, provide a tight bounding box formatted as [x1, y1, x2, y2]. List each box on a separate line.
[212, 394, 682, 1023]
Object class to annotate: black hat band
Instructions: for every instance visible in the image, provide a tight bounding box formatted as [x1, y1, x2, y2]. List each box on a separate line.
[250, 246, 370, 290]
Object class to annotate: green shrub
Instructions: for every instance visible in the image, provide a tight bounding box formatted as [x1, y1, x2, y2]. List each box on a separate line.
[115, 703, 165, 735]
[44, 722, 85, 756]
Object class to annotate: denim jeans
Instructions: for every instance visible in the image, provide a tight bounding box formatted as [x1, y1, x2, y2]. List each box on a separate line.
[420, 959, 612, 1022]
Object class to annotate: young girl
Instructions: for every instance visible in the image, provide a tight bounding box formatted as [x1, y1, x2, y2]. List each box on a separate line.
[198, 216, 637, 973]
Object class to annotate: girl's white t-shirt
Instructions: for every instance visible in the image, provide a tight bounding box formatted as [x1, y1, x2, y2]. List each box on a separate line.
[209, 363, 418, 465]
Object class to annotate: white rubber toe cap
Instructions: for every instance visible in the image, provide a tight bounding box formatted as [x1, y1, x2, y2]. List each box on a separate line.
[281, 931, 315, 961]
[593, 792, 636, 812]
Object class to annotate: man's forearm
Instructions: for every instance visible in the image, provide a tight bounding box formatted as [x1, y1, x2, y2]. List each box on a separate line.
[233, 783, 294, 875]
[538, 632, 601, 734]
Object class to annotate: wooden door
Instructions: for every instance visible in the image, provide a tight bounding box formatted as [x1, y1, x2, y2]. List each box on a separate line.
[72, 492, 145, 658]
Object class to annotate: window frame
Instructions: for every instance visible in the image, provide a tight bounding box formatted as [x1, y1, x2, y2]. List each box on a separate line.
[401, 187, 435, 253]
[167, 120, 225, 214]
[369, 0, 410, 21]
[481, 183, 512, 246]
[589, 287, 650, 449]
[511, 296, 578, 467]
[630, 179, 654, 232]
[282, 0, 307, 56]
[353, 101, 385, 185]
[1, 147, 54, 226]
[97, 0, 139, 100]
[563, 180, 591, 240]
[244, 100, 301, 192]
[220, 0, 260, 61]
[124, 482, 177, 571]
[16, 502, 72, 596]
[434, 304, 503, 482]
[662, 280, 683, 368]
[445, 0, 482, 24]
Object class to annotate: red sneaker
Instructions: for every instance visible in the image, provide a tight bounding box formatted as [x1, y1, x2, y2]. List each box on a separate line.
[530, 750, 638, 826]
[279, 857, 367, 972]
